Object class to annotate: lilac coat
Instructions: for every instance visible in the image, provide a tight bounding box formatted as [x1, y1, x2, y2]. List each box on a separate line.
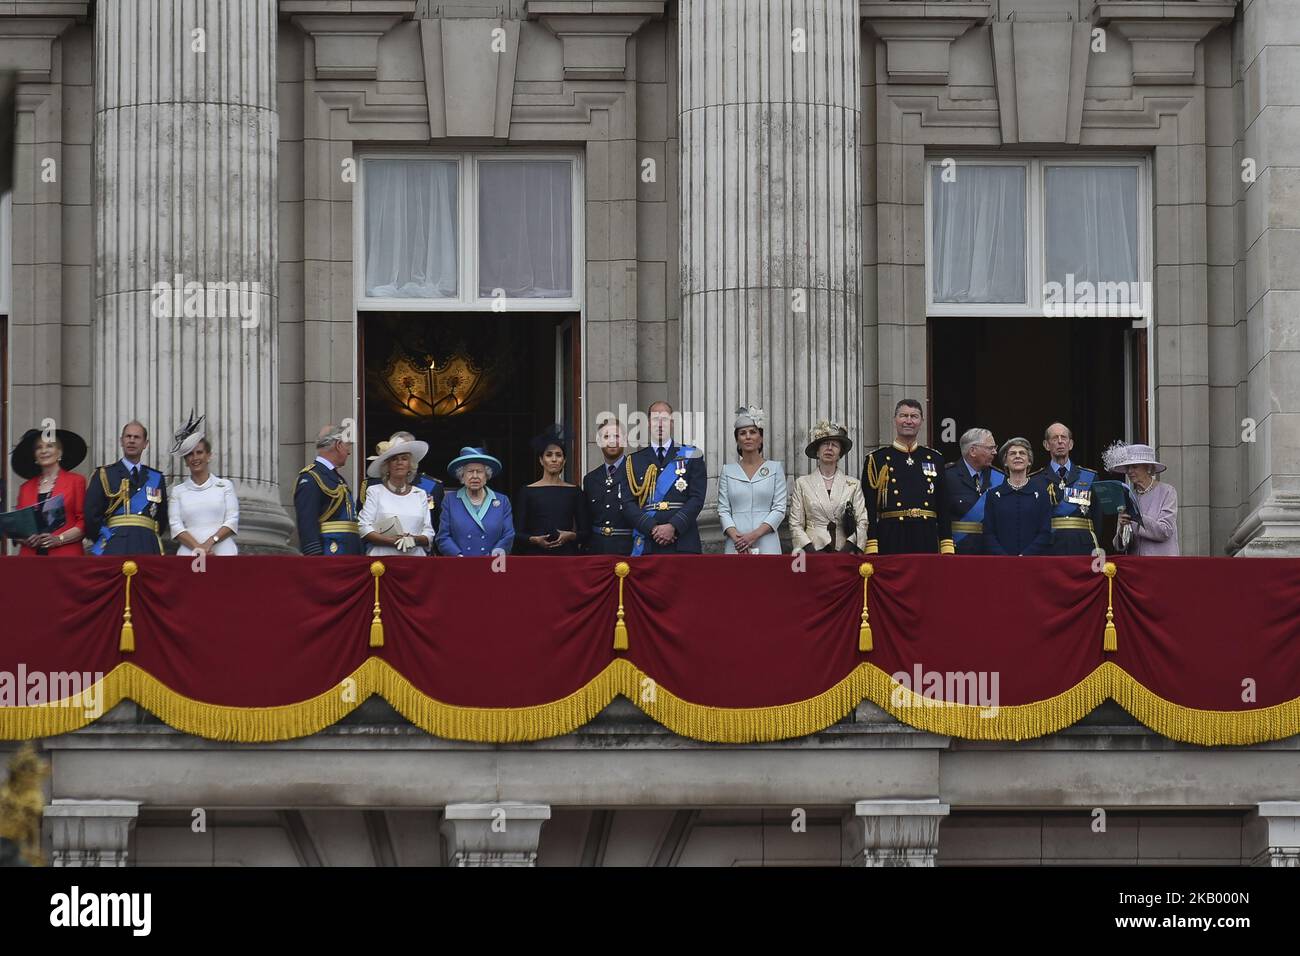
[1114, 480, 1179, 555]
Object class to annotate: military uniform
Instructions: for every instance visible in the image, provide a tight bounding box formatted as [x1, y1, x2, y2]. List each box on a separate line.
[84, 459, 168, 555]
[294, 458, 362, 555]
[618, 442, 706, 554]
[359, 472, 445, 536]
[582, 457, 634, 555]
[862, 441, 954, 555]
[1038, 460, 1103, 555]
[944, 461, 1004, 555]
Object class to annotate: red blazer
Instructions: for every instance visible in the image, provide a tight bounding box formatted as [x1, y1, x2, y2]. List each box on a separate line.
[16, 469, 87, 556]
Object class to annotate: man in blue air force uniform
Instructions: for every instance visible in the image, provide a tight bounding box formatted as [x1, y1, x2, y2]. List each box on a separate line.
[1037, 421, 1103, 555]
[944, 426, 1003, 555]
[619, 401, 706, 554]
[84, 420, 168, 555]
[294, 424, 362, 555]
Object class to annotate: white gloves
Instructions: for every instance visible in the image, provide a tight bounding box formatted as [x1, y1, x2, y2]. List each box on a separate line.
[393, 534, 417, 553]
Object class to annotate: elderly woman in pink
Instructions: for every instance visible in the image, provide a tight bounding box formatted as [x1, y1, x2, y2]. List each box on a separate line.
[1103, 443, 1179, 555]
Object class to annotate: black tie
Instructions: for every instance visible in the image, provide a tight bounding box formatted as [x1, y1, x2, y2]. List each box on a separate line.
[656, 447, 666, 470]
[975, 473, 982, 494]
[130, 466, 140, 488]
[1057, 465, 1068, 482]
[607, 464, 616, 478]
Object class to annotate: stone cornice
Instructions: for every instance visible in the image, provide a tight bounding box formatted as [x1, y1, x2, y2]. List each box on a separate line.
[291, 13, 409, 79]
[1092, 1, 1238, 85]
[526, 0, 664, 81]
[859, 2, 992, 86]
[0, 15, 77, 82]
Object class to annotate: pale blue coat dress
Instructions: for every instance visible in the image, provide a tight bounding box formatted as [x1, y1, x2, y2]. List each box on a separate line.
[717, 460, 788, 554]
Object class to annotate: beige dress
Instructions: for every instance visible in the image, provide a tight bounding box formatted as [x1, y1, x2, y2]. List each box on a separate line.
[789, 471, 869, 552]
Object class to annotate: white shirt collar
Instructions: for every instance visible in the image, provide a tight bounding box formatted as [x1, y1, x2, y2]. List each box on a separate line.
[964, 458, 980, 479]
[604, 454, 625, 471]
[1054, 459, 1074, 475]
[120, 457, 143, 473]
[314, 455, 336, 472]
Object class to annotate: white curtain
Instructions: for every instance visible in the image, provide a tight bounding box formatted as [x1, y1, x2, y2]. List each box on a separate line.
[478, 160, 573, 299]
[1045, 165, 1139, 285]
[364, 159, 458, 298]
[930, 165, 1026, 303]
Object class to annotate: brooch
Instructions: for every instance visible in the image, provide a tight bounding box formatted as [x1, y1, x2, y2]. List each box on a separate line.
[491, 499, 500, 507]
[759, 466, 769, 477]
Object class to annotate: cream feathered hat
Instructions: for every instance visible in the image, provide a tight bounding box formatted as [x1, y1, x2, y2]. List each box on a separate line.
[804, 420, 852, 460]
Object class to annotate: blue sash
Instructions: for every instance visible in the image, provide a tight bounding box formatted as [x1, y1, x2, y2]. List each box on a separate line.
[1051, 467, 1097, 518]
[953, 469, 1004, 546]
[631, 445, 696, 557]
[92, 469, 162, 555]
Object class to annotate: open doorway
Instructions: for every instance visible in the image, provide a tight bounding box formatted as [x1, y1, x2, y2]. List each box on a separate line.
[358, 312, 581, 497]
[928, 316, 1146, 473]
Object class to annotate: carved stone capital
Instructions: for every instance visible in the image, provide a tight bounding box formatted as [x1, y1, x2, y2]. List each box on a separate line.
[860, 2, 992, 86]
[291, 14, 408, 80]
[528, 1, 664, 81]
[1093, 2, 1237, 85]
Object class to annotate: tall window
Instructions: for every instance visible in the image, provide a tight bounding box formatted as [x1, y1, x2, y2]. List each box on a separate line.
[926, 157, 1149, 318]
[357, 153, 582, 310]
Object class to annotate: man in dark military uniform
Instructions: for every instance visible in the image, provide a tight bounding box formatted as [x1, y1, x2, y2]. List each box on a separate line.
[1038, 421, 1103, 555]
[358, 430, 445, 534]
[619, 401, 706, 554]
[582, 416, 634, 555]
[294, 424, 362, 555]
[944, 426, 1003, 555]
[84, 420, 168, 555]
[862, 399, 954, 555]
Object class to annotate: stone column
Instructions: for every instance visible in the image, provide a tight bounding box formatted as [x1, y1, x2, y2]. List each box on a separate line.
[92, 0, 294, 551]
[844, 798, 949, 867]
[44, 799, 140, 867]
[1245, 802, 1300, 867]
[679, 0, 862, 513]
[440, 802, 551, 867]
[1233, 0, 1300, 556]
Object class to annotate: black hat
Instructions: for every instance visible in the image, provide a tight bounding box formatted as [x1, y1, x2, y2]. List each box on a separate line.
[530, 424, 567, 456]
[10, 427, 88, 480]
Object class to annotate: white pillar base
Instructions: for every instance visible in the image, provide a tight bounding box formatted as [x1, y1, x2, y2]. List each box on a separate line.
[845, 798, 950, 867]
[441, 803, 551, 867]
[1246, 801, 1300, 866]
[44, 799, 140, 867]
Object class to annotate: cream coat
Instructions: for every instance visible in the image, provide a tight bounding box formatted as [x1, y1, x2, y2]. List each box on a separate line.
[789, 471, 869, 552]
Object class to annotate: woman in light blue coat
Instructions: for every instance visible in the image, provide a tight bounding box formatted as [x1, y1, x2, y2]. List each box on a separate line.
[718, 405, 787, 554]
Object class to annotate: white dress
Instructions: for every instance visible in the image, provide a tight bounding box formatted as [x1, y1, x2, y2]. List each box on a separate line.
[359, 483, 435, 556]
[169, 475, 240, 555]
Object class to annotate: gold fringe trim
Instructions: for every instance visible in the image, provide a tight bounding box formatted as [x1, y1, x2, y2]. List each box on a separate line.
[5, 659, 1300, 746]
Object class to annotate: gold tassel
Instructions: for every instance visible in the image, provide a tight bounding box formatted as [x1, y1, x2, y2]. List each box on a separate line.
[369, 561, 386, 648]
[859, 563, 874, 651]
[119, 560, 138, 653]
[613, 561, 630, 650]
[1102, 561, 1118, 652]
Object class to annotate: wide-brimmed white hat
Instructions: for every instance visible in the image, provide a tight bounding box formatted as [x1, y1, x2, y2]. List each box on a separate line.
[367, 437, 429, 479]
[1102, 441, 1166, 475]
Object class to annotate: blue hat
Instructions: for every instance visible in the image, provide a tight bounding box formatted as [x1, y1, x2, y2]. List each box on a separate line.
[447, 446, 503, 479]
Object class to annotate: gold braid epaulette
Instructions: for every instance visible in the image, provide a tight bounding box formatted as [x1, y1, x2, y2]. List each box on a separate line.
[97, 466, 131, 516]
[866, 452, 890, 511]
[626, 458, 659, 507]
[302, 466, 350, 523]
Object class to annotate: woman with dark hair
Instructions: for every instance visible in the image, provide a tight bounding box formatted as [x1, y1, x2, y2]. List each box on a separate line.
[10, 426, 88, 556]
[168, 414, 240, 556]
[717, 405, 787, 554]
[982, 437, 1052, 556]
[513, 425, 588, 555]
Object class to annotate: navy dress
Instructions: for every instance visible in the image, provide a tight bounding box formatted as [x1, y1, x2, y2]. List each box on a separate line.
[513, 484, 588, 555]
[983, 474, 1053, 556]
